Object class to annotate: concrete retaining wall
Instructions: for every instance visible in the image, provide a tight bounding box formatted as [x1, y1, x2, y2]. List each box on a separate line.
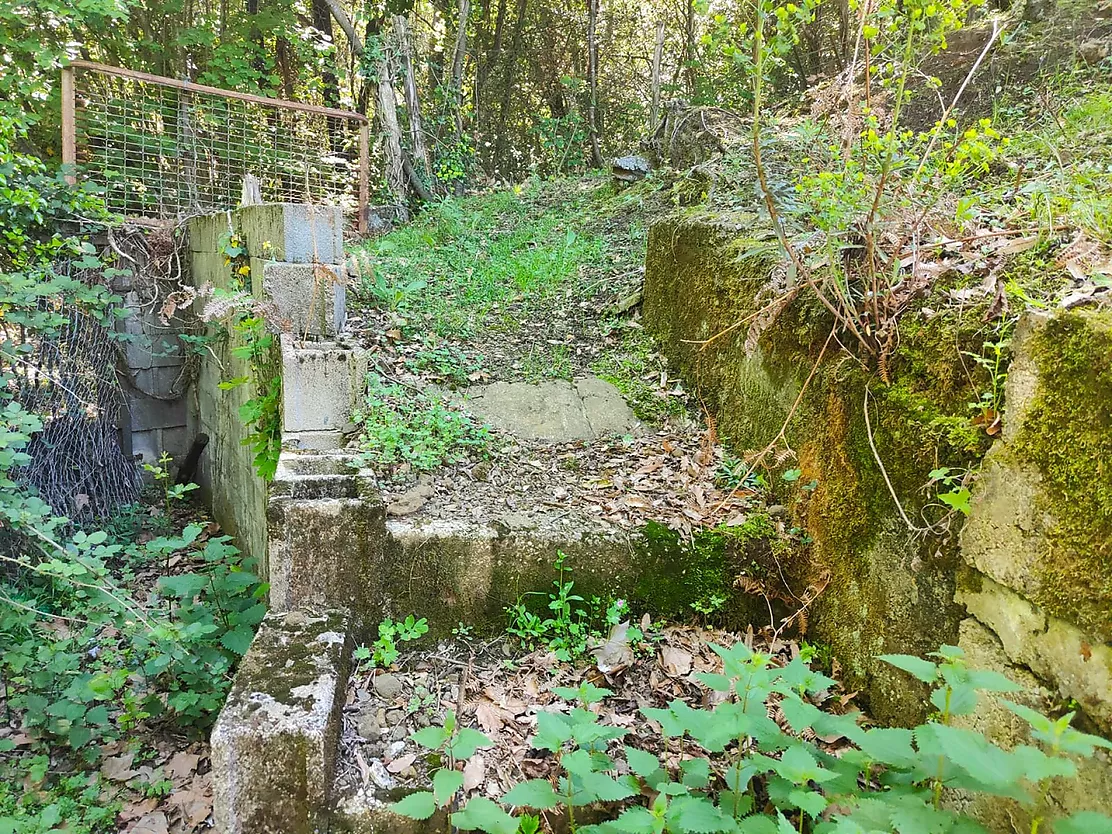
[642, 215, 1112, 828]
[187, 203, 353, 573]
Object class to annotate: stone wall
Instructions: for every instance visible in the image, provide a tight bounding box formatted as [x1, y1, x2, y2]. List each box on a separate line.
[642, 216, 1112, 824]
[187, 204, 350, 573]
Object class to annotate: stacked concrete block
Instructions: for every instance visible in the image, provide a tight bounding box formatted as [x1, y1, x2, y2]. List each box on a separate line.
[266, 452, 384, 628]
[111, 279, 191, 464]
[280, 334, 367, 451]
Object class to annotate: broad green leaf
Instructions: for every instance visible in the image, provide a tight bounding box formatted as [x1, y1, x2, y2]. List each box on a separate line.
[641, 705, 686, 738]
[391, 791, 437, 820]
[450, 727, 493, 759]
[665, 794, 739, 834]
[500, 780, 561, 810]
[573, 770, 636, 803]
[533, 710, 573, 751]
[450, 796, 519, 834]
[1052, 812, 1112, 834]
[680, 757, 711, 788]
[788, 787, 827, 818]
[433, 768, 464, 805]
[410, 725, 450, 749]
[878, 654, 938, 683]
[603, 806, 659, 834]
[625, 745, 662, 779]
[858, 727, 918, 769]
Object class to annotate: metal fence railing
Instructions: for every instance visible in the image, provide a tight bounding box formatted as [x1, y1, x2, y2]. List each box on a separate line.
[61, 61, 369, 231]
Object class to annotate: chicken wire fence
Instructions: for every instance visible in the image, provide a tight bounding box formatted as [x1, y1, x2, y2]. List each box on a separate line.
[64, 61, 369, 224]
[5, 297, 142, 521]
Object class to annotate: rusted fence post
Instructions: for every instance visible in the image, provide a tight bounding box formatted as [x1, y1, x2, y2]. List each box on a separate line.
[61, 66, 76, 186]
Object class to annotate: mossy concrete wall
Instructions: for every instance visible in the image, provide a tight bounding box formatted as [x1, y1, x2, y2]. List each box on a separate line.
[644, 216, 981, 725]
[187, 228, 270, 570]
[643, 215, 1112, 825]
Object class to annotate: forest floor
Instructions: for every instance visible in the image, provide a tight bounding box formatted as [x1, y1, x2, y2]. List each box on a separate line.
[343, 175, 777, 537]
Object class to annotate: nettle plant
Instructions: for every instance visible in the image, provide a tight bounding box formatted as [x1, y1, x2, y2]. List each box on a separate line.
[394, 644, 1111, 834]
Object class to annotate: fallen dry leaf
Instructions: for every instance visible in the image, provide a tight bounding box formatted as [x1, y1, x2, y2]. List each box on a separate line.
[102, 753, 139, 782]
[660, 645, 693, 677]
[463, 754, 485, 792]
[131, 811, 169, 834]
[386, 752, 417, 773]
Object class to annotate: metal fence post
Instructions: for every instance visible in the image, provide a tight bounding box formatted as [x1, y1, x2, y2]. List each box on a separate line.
[61, 66, 76, 186]
[358, 123, 369, 234]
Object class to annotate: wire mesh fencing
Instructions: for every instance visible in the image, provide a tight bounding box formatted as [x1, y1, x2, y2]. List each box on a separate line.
[5, 298, 143, 521]
[64, 61, 369, 227]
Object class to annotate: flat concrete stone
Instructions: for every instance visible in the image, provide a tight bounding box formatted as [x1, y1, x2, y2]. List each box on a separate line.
[211, 608, 353, 834]
[463, 376, 640, 442]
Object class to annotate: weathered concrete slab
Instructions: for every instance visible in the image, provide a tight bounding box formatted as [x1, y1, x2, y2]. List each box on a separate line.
[957, 574, 1112, 734]
[952, 617, 1112, 829]
[280, 334, 366, 450]
[462, 377, 640, 442]
[267, 452, 384, 628]
[256, 260, 346, 338]
[211, 608, 353, 834]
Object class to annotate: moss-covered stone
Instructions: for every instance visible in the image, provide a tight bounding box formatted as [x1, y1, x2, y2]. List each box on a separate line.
[642, 215, 989, 725]
[1016, 311, 1112, 637]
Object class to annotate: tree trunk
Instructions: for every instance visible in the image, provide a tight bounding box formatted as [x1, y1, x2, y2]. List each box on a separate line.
[649, 17, 664, 133]
[395, 14, 432, 182]
[450, 0, 471, 139]
[492, 0, 528, 175]
[376, 51, 409, 207]
[586, 0, 604, 167]
[312, 0, 344, 151]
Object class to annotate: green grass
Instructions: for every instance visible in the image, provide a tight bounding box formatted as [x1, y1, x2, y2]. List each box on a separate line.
[349, 176, 616, 338]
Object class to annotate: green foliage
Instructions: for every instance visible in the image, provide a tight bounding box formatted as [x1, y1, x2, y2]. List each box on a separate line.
[349, 184, 606, 339]
[211, 233, 282, 481]
[395, 643, 1112, 834]
[506, 551, 595, 661]
[142, 451, 200, 521]
[353, 371, 489, 474]
[354, 614, 429, 669]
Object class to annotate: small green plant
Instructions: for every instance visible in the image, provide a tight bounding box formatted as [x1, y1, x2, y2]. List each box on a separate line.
[353, 372, 489, 475]
[142, 451, 200, 520]
[390, 710, 514, 830]
[689, 593, 727, 625]
[506, 551, 598, 662]
[964, 332, 1012, 437]
[928, 466, 972, 516]
[354, 615, 429, 669]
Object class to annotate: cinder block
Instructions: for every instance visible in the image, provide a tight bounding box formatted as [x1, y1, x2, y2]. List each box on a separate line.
[134, 366, 186, 400]
[280, 335, 366, 435]
[236, 204, 344, 265]
[188, 211, 236, 254]
[266, 452, 383, 623]
[126, 392, 187, 431]
[211, 608, 353, 834]
[258, 261, 346, 337]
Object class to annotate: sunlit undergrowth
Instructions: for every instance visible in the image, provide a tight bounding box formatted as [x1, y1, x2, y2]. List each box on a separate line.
[349, 175, 639, 339]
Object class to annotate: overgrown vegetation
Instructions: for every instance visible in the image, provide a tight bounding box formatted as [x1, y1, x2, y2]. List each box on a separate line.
[394, 643, 1112, 834]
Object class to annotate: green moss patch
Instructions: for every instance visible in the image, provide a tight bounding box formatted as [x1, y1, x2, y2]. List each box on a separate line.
[1018, 311, 1112, 637]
